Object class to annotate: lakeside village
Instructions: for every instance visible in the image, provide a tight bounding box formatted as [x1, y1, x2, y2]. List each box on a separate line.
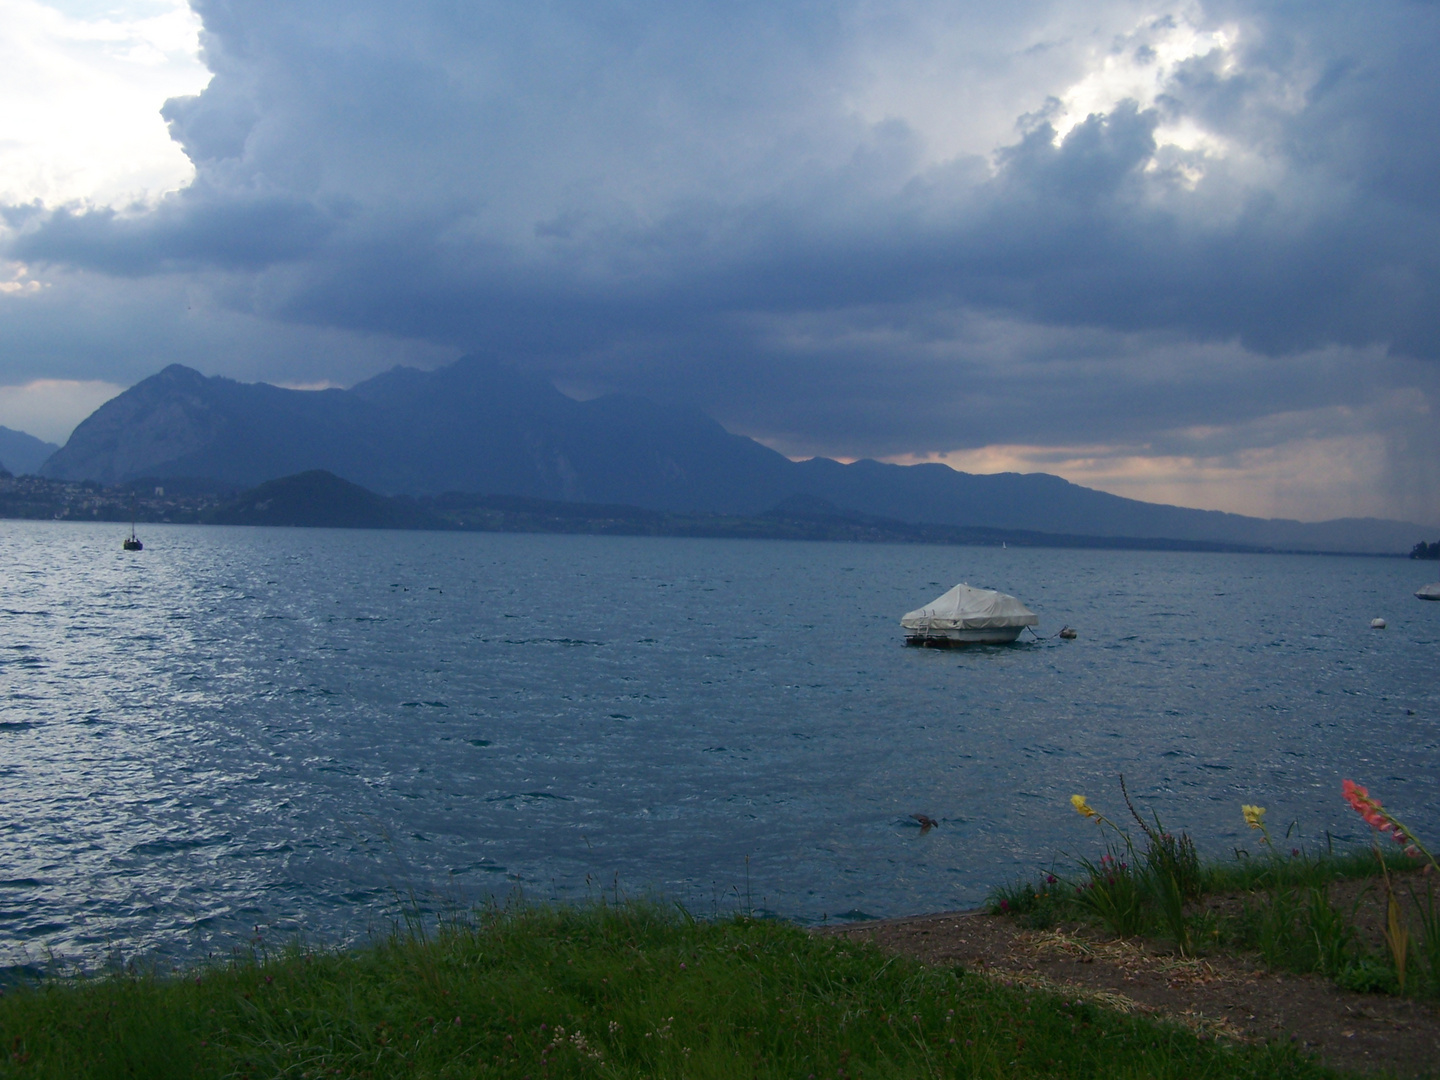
[0, 472, 227, 524]
[4, 469, 1440, 563]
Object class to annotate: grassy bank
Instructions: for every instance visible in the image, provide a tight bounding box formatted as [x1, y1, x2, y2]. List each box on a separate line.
[0, 902, 1340, 1079]
[989, 792, 1437, 999]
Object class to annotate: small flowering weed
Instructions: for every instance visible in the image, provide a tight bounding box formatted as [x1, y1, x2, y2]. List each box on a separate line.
[1072, 848, 1148, 938]
[1342, 778, 1440, 996]
[992, 773, 1436, 999]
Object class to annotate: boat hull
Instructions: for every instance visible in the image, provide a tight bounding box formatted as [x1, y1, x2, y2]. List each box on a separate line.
[904, 626, 1025, 647]
[1418, 583, 1440, 601]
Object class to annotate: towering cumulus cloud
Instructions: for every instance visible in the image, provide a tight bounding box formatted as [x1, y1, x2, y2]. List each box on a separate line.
[2, 0, 1438, 523]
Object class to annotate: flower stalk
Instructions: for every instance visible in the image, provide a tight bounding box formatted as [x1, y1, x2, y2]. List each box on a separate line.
[1342, 780, 1436, 869]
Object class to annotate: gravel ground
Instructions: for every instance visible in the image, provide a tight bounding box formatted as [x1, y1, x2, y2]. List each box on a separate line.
[822, 897, 1440, 1079]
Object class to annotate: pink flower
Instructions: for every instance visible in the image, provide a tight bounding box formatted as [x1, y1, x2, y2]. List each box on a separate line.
[1342, 780, 1433, 869]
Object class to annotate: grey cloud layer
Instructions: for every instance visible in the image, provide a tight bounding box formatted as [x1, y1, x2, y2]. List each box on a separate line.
[3, 0, 1438, 511]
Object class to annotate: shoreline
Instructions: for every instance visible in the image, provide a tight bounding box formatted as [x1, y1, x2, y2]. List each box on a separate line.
[4, 893, 1436, 1078]
[1, 472, 1420, 557]
[0, 899, 1379, 1079]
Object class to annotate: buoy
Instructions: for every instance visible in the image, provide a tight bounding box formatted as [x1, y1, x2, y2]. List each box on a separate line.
[1058, 626, 1078, 639]
[1371, 618, 1387, 629]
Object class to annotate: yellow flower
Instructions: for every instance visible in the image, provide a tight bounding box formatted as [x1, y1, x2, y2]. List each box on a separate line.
[1070, 794, 1097, 819]
[1241, 804, 1266, 830]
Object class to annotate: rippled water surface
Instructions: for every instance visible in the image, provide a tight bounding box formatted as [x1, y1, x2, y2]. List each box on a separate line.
[1, 521, 1436, 966]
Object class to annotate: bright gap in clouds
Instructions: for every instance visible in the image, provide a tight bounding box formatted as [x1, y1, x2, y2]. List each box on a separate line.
[1051, 11, 1235, 159]
[0, 378, 123, 443]
[885, 437, 1399, 525]
[0, 0, 210, 207]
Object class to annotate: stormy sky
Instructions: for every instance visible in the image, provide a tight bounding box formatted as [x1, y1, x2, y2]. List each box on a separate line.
[1, 0, 1438, 525]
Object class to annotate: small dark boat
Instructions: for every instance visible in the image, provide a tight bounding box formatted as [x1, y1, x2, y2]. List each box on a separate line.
[123, 497, 143, 551]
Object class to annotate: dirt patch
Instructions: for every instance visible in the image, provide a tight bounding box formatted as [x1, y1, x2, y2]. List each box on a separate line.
[821, 909, 1440, 1078]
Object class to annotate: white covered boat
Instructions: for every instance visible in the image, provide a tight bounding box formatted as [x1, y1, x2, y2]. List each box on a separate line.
[901, 583, 1038, 646]
[1417, 582, 1440, 601]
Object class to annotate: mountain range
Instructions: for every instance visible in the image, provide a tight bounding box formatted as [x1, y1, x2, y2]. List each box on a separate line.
[0, 425, 60, 476]
[35, 356, 1429, 553]
[204, 470, 1294, 552]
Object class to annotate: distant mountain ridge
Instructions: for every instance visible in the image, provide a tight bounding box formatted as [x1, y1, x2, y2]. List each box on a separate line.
[40, 356, 1428, 553]
[0, 425, 60, 475]
[42, 359, 790, 514]
[192, 469, 1291, 552]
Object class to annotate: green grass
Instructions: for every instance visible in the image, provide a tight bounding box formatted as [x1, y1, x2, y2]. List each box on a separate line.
[1200, 846, 1416, 895]
[0, 902, 1341, 1079]
[992, 846, 1419, 922]
[990, 834, 1440, 1003]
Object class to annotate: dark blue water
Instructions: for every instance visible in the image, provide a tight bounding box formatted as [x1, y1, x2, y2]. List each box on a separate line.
[1, 521, 1436, 968]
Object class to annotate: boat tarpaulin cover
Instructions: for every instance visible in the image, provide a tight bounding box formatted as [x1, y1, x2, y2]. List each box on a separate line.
[900, 583, 1039, 631]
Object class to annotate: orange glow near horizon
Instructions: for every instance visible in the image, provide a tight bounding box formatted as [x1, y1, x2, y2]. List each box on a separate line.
[866, 437, 1398, 523]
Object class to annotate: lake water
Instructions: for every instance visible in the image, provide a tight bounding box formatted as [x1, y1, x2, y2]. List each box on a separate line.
[0, 521, 1436, 971]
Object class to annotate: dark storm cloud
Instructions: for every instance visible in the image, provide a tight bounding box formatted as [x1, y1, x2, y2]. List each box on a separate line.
[3, 0, 1439, 514]
[11, 187, 338, 274]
